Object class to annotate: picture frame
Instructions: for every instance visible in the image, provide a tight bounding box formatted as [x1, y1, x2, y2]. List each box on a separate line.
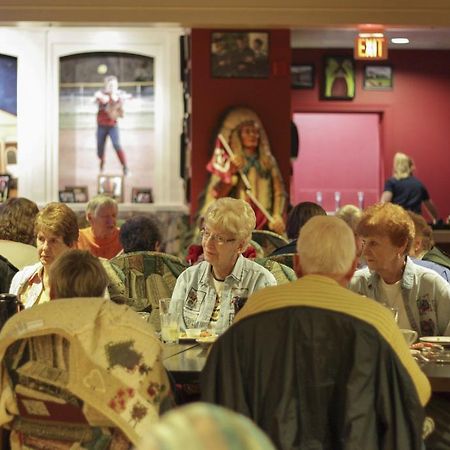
[211, 31, 270, 78]
[0, 174, 10, 203]
[363, 65, 393, 90]
[131, 187, 154, 203]
[58, 189, 76, 203]
[291, 64, 315, 89]
[65, 185, 88, 203]
[97, 175, 124, 202]
[322, 56, 355, 100]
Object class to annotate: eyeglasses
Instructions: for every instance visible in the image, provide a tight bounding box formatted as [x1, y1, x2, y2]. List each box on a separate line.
[200, 228, 236, 245]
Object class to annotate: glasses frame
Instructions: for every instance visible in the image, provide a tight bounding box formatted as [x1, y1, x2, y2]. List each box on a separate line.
[200, 228, 237, 245]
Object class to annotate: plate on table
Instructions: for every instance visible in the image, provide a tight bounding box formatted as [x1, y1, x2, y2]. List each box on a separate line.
[419, 336, 450, 346]
[196, 335, 218, 345]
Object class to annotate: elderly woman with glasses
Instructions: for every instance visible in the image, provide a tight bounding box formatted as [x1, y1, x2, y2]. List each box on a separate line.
[171, 197, 276, 335]
[349, 202, 450, 336]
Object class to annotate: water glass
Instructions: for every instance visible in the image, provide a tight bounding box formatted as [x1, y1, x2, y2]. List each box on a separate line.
[159, 298, 179, 344]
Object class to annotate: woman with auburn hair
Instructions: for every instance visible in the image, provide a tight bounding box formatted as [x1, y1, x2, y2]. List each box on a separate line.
[0, 197, 39, 269]
[171, 197, 276, 335]
[349, 202, 450, 336]
[10, 202, 79, 308]
[381, 152, 439, 222]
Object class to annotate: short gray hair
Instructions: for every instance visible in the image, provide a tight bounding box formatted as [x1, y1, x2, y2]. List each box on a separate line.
[297, 216, 356, 275]
[204, 197, 256, 247]
[86, 195, 118, 217]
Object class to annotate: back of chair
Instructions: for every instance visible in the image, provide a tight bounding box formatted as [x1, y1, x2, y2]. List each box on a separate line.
[0, 298, 172, 448]
[201, 307, 425, 450]
[251, 230, 289, 256]
[109, 251, 187, 331]
[254, 257, 296, 284]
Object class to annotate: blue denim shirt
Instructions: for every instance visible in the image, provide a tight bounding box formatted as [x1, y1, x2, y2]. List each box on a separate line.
[171, 254, 276, 335]
[349, 257, 450, 336]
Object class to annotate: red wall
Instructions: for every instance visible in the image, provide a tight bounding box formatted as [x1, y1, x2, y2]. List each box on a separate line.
[291, 49, 450, 220]
[190, 29, 292, 217]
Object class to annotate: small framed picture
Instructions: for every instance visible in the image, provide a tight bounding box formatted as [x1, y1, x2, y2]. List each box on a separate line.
[322, 56, 355, 100]
[211, 31, 269, 78]
[363, 65, 393, 90]
[291, 64, 315, 89]
[66, 185, 88, 203]
[59, 189, 76, 203]
[98, 175, 124, 202]
[0, 174, 10, 203]
[131, 188, 154, 203]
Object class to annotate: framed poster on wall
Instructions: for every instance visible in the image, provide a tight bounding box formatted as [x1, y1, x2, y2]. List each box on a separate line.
[363, 65, 393, 90]
[322, 56, 355, 100]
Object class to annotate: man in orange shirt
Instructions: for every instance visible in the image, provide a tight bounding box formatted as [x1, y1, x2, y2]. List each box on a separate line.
[78, 195, 122, 259]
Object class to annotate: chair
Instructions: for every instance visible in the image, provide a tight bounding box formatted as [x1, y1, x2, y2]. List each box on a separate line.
[254, 257, 296, 284]
[266, 252, 296, 270]
[108, 251, 187, 331]
[201, 306, 426, 450]
[251, 230, 289, 256]
[0, 298, 172, 448]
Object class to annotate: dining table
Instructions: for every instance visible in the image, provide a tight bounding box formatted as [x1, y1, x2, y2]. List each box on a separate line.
[162, 341, 450, 392]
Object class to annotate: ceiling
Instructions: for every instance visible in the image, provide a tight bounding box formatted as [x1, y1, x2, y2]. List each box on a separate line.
[291, 27, 450, 50]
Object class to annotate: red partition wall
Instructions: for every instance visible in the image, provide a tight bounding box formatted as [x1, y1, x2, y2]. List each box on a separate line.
[190, 29, 292, 218]
[291, 49, 450, 220]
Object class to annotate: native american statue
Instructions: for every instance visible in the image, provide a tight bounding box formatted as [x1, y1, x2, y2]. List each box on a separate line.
[199, 107, 287, 234]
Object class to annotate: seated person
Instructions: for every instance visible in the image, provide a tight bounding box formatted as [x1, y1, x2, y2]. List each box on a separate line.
[0, 255, 18, 293]
[119, 214, 161, 253]
[78, 195, 122, 259]
[171, 197, 276, 335]
[408, 210, 450, 274]
[138, 403, 276, 450]
[9, 202, 79, 308]
[201, 216, 430, 450]
[336, 204, 364, 267]
[0, 197, 39, 269]
[349, 203, 450, 336]
[48, 249, 109, 299]
[270, 201, 326, 256]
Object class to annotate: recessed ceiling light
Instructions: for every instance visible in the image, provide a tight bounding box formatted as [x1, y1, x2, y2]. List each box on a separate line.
[391, 38, 410, 44]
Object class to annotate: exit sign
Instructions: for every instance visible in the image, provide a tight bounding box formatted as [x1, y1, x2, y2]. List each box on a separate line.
[354, 36, 388, 60]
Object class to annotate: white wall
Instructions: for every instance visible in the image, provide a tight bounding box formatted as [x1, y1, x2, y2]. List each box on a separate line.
[0, 26, 185, 208]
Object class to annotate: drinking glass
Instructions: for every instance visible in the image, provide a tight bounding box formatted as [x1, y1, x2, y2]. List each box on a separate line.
[159, 298, 179, 344]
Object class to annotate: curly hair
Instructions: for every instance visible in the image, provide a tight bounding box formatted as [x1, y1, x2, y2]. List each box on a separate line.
[35, 202, 79, 247]
[357, 203, 415, 254]
[119, 215, 162, 253]
[0, 197, 39, 245]
[204, 197, 256, 248]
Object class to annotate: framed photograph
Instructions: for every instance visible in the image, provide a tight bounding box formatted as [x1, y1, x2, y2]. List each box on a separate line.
[58, 189, 76, 203]
[291, 64, 315, 89]
[322, 56, 355, 100]
[364, 65, 393, 90]
[98, 175, 124, 202]
[66, 185, 88, 203]
[131, 188, 154, 203]
[0, 174, 10, 203]
[211, 31, 269, 78]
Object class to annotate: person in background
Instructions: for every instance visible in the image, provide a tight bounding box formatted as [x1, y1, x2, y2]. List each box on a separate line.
[119, 214, 161, 253]
[94, 75, 131, 175]
[9, 202, 79, 308]
[381, 152, 439, 222]
[0, 197, 39, 269]
[78, 195, 122, 259]
[49, 249, 109, 299]
[407, 211, 450, 281]
[270, 201, 326, 256]
[335, 204, 364, 267]
[407, 210, 450, 271]
[171, 197, 276, 335]
[137, 403, 276, 450]
[349, 203, 450, 336]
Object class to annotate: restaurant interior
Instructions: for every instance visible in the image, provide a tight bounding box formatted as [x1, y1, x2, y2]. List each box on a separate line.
[0, 1, 450, 449]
